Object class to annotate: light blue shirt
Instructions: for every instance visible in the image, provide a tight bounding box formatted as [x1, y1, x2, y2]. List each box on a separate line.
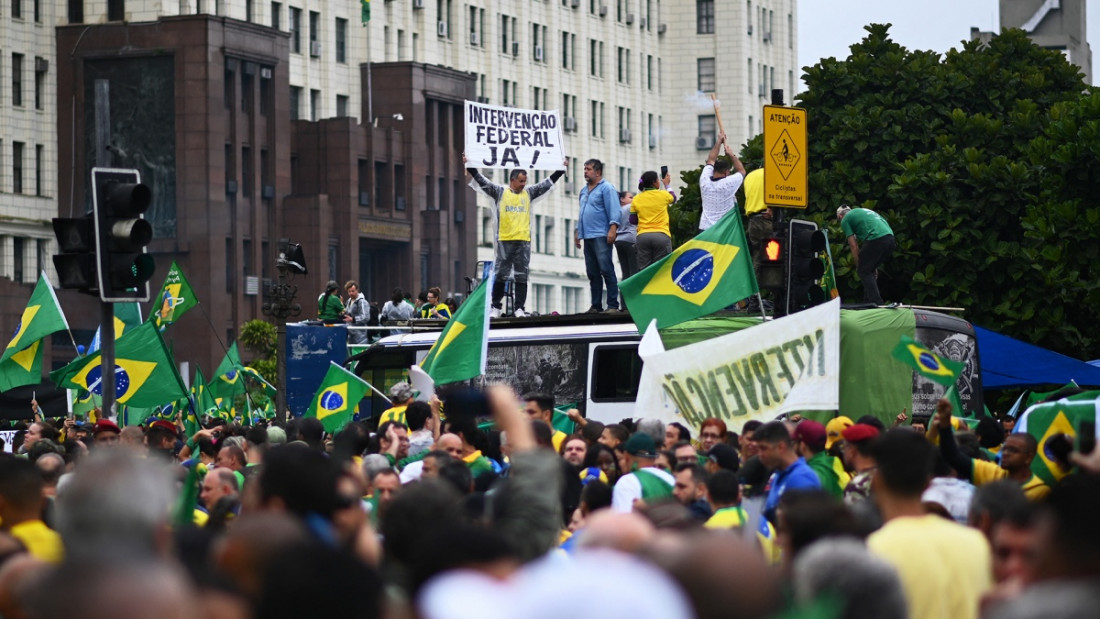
[575, 179, 621, 239]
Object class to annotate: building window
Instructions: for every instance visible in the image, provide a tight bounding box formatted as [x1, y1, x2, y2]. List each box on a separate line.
[241, 69, 253, 112]
[12, 54, 23, 107]
[13, 238, 24, 284]
[245, 0, 253, 21]
[260, 148, 270, 197]
[35, 145, 43, 196]
[696, 0, 713, 34]
[697, 115, 716, 148]
[242, 146, 253, 197]
[260, 70, 272, 116]
[68, 0, 83, 23]
[336, 94, 349, 117]
[271, 1, 281, 28]
[107, 0, 123, 21]
[697, 58, 715, 92]
[335, 18, 347, 63]
[33, 0, 40, 22]
[534, 284, 553, 314]
[12, 0, 22, 18]
[289, 8, 302, 53]
[12, 142, 24, 194]
[34, 58, 45, 110]
[310, 89, 319, 121]
[289, 86, 301, 120]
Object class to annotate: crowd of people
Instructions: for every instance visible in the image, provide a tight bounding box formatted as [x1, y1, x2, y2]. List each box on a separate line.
[1, 382, 1098, 619]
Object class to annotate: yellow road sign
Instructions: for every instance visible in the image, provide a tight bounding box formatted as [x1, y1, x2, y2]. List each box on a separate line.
[763, 105, 808, 208]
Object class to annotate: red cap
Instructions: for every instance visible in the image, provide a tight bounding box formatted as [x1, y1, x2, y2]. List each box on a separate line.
[93, 419, 121, 435]
[792, 420, 827, 451]
[149, 419, 178, 437]
[841, 423, 880, 444]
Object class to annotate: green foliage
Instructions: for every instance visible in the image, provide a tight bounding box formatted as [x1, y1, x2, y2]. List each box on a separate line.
[240, 319, 277, 358]
[239, 319, 278, 393]
[797, 24, 1097, 358]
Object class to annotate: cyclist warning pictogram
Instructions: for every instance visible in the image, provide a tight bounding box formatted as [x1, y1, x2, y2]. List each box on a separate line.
[769, 129, 801, 180]
[763, 105, 808, 208]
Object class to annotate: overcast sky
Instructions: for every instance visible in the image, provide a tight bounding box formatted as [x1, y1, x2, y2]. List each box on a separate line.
[798, 0, 1098, 89]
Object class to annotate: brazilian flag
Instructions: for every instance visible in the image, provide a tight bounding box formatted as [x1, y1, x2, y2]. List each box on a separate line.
[50, 321, 187, 408]
[1016, 394, 1100, 485]
[210, 342, 245, 399]
[420, 272, 491, 386]
[240, 365, 277, 399]
[149, 261, 198, 332]
[891, 335, 964, 387]
[620, 213, 758, 330]
[2, 273, 69, 362]
[0, 340, 43, 392]
[305, 362, 371, 433]
[0, 273, 69, 390]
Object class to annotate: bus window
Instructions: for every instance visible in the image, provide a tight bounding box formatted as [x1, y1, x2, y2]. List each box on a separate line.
[590, 344, 643, 402]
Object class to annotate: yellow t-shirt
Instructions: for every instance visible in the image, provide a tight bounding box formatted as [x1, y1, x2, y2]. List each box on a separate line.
[742, 169, 766, 215]
[971, 459, 1051, 501]
[704, 506, 780, 564]
[551, 430, 567, 453]
[378, 404, 408, 426]
[9, 519, 64, 564]
[630, 189, 674, 236]
[868, 514, 991, 619]
[499, 190, 532, 242]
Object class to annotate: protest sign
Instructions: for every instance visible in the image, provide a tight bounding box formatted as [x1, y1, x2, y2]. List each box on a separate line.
[464, 100, 565, 170]
[635, 298, 840, 432]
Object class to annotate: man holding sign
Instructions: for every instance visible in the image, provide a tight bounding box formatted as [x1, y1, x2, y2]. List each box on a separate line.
[465, 155, 566, 317]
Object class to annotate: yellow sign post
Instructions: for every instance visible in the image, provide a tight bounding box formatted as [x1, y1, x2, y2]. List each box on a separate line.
[762, 105, 808, 208]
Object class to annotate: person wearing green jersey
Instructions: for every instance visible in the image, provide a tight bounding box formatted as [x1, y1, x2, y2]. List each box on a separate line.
[837, 205, 896, 305]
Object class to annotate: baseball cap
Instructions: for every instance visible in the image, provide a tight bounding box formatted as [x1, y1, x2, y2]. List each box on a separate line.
[707, 443, 740, 472]
[623, 433, 657, 458]
[825, 416, 854, 449]
[792, 420, 827, 451]
[389, 381, 414, 402]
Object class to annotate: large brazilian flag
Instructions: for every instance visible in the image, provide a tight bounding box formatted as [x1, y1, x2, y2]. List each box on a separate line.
[620, 212, 757, 330]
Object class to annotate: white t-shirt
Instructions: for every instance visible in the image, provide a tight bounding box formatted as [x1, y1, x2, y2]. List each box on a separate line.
[698, 164, 745, 230]
[611, 467, 675, 513]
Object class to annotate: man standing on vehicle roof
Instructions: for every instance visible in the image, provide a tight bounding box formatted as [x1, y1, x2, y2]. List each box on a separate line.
[837, 205, 896, 305]
[465, 155, 567, 318]
[575, 159, 622, 313]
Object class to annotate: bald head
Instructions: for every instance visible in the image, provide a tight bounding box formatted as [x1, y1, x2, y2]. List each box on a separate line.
[435, 434, 463, 459]
[576, 511, 656, 554]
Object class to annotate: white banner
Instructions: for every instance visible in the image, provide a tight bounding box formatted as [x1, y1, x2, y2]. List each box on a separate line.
[0, 430, 16, 453]
[635, 298, 841, 433]
[464, 101, 565, 170]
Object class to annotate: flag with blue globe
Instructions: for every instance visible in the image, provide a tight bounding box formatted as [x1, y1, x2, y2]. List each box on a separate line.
[305, 362, 371, 433]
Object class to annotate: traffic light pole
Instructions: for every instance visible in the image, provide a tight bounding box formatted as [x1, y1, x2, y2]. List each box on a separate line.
[95, 80, 117, 416]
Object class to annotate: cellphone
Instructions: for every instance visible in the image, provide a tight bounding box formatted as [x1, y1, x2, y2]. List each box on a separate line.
[1079, 420, 1096, 455]
[660, 165, 668, 178]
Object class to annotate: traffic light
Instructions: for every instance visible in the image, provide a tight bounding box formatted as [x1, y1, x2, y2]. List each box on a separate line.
[52, 215, 98, 291]
[757, 236, 785, 290]
[91, 167, 155, 302]
[786, 219, 827, 314]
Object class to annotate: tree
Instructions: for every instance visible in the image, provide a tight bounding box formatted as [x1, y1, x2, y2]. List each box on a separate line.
[239, 319, 277, 385]
[797, 24, 1096, 358]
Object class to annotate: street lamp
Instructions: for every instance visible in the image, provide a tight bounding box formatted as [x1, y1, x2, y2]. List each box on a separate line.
[262, 239, 305, 420]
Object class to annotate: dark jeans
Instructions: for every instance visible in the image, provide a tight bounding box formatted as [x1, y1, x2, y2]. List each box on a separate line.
[583, 237, 619, 310]
[858, 235, 896, 305]
[493, 240, 530, 310]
